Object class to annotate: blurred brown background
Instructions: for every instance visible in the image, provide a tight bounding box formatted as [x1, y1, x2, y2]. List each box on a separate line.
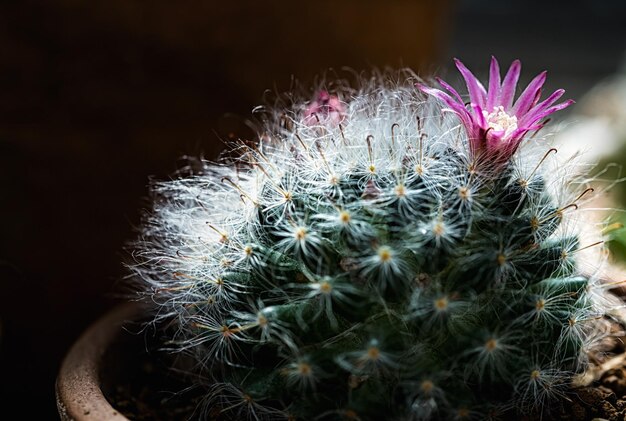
[1, 0, 625, 418]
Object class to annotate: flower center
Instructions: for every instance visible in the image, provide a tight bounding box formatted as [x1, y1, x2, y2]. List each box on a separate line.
[482, 106, 518, 139]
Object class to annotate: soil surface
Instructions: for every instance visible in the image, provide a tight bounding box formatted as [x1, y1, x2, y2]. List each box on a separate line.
[103, 321, 626, 421]
[101, 326, 203, 420]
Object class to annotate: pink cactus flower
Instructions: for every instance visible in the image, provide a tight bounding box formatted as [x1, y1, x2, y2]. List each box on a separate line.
[303, 90, 346, 126]
[418, 57, 574, 161]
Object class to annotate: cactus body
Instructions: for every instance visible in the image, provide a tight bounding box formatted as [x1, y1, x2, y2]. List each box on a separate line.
[131, 63, 611, 420]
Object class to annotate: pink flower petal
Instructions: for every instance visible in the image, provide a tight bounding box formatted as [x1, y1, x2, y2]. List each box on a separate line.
[454, 58, 487, 109]
[523, 99, 574, 125]
[418, 84, 468, 116]
[499, 59, 521, 110]
[518, 89, 565, 126]
[471, 103, 487, 128]
[508, 127, 531, 141]
[512, 71, 547, 116]
[487, 56, 501, 110]
[435, 77, 464, 104]
[417, 84, 453, 104]
[486, 130, 508, 150]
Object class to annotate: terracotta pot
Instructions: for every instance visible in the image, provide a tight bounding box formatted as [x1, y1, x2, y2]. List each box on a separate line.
[55, 302, 143, 421]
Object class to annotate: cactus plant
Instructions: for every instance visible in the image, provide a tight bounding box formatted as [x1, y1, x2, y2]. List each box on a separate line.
[129, 58, 617, 420]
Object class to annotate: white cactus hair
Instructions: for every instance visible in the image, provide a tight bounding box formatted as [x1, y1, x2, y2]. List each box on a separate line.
[126, 66, 621, 419]
[128, 67, 470, 339]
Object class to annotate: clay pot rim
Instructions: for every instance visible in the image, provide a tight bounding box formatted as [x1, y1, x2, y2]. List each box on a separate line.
[55, 302, 145, 421]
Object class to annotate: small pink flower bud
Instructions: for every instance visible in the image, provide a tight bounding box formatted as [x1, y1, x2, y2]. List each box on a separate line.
[303, 90, 346, 127]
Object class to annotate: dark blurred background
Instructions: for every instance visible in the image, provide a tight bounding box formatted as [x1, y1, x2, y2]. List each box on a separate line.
[1, 0, 625, 418]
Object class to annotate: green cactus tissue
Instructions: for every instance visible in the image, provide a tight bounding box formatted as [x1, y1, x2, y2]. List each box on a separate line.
[129, 58, 619, 420]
